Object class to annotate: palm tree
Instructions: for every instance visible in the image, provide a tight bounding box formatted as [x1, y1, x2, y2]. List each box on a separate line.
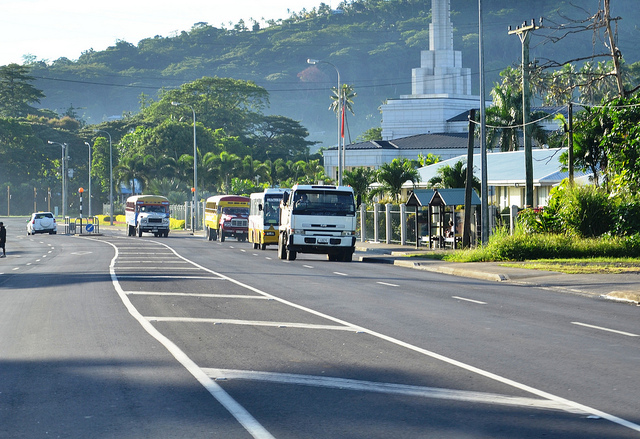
[330, 84, 356, 143]
[371, 159, 420, 203]
[343, 167, 376, 203]
[428, 160, 480, 193]
[486, 83, 522, 152]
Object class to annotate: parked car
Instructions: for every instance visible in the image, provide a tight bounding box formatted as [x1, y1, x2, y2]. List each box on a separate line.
[27, 212, 57, 235]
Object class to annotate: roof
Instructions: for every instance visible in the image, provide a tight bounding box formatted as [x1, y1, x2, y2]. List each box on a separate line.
[407, 188, 481, 207]
[414, 148, 592, 187]
[329, 132, 476, 151]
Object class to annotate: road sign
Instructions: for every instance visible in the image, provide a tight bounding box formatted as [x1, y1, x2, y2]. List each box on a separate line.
[86, 224, 94, 233]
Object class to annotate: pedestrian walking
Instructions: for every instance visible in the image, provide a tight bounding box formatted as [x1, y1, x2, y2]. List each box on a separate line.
[0, 221, 6, 257]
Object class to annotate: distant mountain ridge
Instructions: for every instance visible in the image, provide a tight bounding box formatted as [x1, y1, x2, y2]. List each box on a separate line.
[24, 0, 640, 147]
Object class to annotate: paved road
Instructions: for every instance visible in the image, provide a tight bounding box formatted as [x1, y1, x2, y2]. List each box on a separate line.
[1, 218, 638, 438]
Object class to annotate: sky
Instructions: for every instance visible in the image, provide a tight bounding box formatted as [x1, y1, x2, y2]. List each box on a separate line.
[0, 0, 329, 66]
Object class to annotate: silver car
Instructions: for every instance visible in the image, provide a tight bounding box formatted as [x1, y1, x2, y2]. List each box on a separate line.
[27, 212, 57, 235]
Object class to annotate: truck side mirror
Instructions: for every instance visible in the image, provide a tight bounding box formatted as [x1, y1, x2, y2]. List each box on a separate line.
[356, 195, 362, 208]
[258, 203, 263, 212]
[282, 192, 289, 205]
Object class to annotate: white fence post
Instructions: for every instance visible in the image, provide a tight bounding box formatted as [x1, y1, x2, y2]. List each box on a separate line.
[373, 203, 380, 243]
[400, 203, 406, 245]
[385, 203, 392, 244]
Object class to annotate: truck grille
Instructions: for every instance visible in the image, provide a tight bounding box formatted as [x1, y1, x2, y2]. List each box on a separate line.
[148, 218, 162, 223]
[231, 219, 248, 227]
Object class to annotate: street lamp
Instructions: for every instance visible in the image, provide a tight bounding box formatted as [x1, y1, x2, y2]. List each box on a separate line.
[94, 130, 113, 225]
[47, 141, 67, 218]
[307, 58, 343, 186]
[84, 142, 92, 217]
[171, 101, 198, 232]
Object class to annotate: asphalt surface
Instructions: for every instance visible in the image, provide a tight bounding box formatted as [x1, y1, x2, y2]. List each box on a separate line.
[2, 220, 639, 438]
[354, 241, 640, 304]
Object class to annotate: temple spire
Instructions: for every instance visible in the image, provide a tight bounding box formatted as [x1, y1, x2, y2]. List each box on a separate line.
[429, 0, 453, 51]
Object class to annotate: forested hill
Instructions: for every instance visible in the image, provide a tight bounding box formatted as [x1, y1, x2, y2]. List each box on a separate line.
[24, 0, 640, 147]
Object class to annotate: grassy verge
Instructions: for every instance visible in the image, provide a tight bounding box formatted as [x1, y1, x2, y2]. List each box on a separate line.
[499, 258, 640, 274]
[405, 228, 640, 274]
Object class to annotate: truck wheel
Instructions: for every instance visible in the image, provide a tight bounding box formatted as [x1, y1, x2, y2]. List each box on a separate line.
[137, 226, 143, 237]
[328, 253, 338, 262]
[286, 248, 297, 261]
[220, 230, 225, 242]
[342, 250, 353, 262]
[261, 243, 266, 250]
[207, 227, 212, 241]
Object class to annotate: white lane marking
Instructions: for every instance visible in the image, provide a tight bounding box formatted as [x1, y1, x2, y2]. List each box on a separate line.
[26, 263, 32, 266]
[204, 369, 585, 414]
[571, 322, 639, 337]
[240, 249, 246, 253]
[452, 296, 487, 305]
[42, 255, 47, 258]
[115, 266, 200, 271]
[88, 236, 640, 434]
[12, 267, 19, 271]
[302, 265, 314, 269]
[48, 250, 52, 253]
[71, 251, 93, 255]
[126, 292, 268, 300]
[36, 259, 41, 262]
[265, 257, 272, 260]
[116, 275, 224, 280]
[147, 317, 358, 332]
[97, 239, 276, 439]
[333, 272, 348, 276]
[377, 281, 399, 287]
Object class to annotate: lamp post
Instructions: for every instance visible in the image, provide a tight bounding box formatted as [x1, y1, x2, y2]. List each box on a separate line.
[171, 102, 197, 232]
[84, 142, 92, 217]
[307, 58, 343, 186]
[47, 141, 67, 218]
[94, 130, 113, 225]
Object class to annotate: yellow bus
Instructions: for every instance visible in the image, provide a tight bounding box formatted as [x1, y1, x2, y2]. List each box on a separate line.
[249, 188, 286, 250]
[204, 195, 250, 242]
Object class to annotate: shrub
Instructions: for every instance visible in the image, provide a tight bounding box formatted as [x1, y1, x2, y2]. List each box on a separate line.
[558, 184, 613, 237]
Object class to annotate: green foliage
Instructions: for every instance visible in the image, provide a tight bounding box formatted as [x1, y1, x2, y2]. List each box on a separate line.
[448, 227, 640, 262]
[558, 184, 613, 238]
[343, 167, 376, 202]
[371, 158, 420, 203]
[0, 64, 45, 118]
[428, 159, 480, 193]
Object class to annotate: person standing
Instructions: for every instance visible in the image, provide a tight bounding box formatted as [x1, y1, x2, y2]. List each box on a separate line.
[0, 222, 6, 257]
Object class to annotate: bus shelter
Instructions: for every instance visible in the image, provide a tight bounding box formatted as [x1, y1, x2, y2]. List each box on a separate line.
[406, 188, 481, 249]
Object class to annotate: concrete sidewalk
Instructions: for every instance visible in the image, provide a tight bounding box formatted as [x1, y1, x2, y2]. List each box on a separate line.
[354, 241, 640, 304]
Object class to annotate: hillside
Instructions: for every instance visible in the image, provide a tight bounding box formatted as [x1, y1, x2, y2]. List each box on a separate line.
[24, 0, 640, 148]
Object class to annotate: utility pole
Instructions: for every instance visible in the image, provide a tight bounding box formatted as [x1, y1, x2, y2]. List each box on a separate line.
[568, 102, 574, 184]
[509, 19, 540, 208]
[603, 0, 625, 98]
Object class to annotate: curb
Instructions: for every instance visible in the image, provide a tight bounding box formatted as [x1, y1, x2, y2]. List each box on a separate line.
[604, 291, 640, 304]
[392, 260, 509, 282]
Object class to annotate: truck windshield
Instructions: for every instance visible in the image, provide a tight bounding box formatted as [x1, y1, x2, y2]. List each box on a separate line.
[222, 207, 249, 215]
[264, 196, 282, 225]
[292, 190, 355, 216]
[139, 205, 167, 213]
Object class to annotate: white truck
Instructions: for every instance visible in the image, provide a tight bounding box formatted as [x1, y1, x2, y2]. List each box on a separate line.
[278, 184, 358, 262]
[125, 195, 171, 237]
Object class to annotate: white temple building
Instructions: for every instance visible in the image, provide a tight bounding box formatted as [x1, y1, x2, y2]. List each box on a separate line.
[380, 0, 483, 140]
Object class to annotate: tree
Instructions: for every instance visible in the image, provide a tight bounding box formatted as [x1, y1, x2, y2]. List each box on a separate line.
[343, 167, 376, 203]
[0, 64, 45, 118]
[357, 127, 382, 142]
[330, 84, 356, 143]
[372, 159, 420, 203]
[428, 160, 480, 193]
[249, 115, 316, 161]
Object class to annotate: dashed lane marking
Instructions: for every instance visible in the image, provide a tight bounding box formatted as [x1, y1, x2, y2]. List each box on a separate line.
[572, 321, 639, 337]
[452, 296, 487, 305]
